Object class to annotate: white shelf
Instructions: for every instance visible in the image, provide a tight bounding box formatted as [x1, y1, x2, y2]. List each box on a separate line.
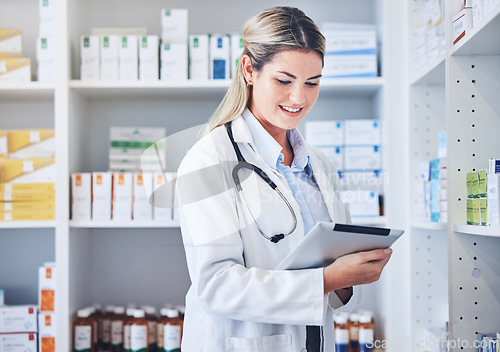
[410, 55, 445, 86]
[69, 220, 180, 228]
[453, 224, 500, 237]
[452, 3, 500, 56]
[0, 82, 55, 100]
[411, 221, 447, 230]
[0, 221, 56, 229]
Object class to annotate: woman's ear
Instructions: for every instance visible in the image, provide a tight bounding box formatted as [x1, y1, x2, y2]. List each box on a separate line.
[241, 55, 254, 85]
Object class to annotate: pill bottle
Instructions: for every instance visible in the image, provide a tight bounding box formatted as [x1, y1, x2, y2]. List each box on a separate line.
[85, 306, 99, 351]
[162, 308, 182, 352]
[123, 307, 136, 352]
[73, 309, 95, 352]
[175, 305, 185, 321]
[111, 306, 126, 352]
[334, 313, 349, 352]
[348, 312, 360, 352]
[142, 306, 158, 352]
[358, 313, 374, 352]
[99, 305, 115, 351]
[157, 308, 169, 352]
[130, 309, 149, 352]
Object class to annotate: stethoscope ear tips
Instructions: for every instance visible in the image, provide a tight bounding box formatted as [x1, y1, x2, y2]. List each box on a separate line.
[270, 234, 285, 243]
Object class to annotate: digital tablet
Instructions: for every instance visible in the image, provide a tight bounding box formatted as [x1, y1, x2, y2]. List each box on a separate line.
[275, 222, 404, 270]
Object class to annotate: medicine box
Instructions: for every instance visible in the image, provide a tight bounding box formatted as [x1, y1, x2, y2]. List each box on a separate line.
[37, 37, 55, 82]
[0, 130, 7, 158]
[315, 146, 343, 171]
[71, 173, 91, 220]
[160, 42, 188, 80]
[305, 120, 344, 146]
[112, 172, 133, 220]
[133, 172, 153, 221]
[189, 35, 209, 80]
[7, 129, 55, 159]
[478, 169, 487, 197]
[39, 0, 55, 37]
[0, 157, 55, 184]
[81, 35, 100, 80]
[0, 305, 38, 333]
[100, 35, 119, 81]
[153, 172, 175, 221]
[471, 171, 480, 198]
[0, 29, 22, 57]
[161, 9, 188, 44]
[38, 313, 56, 352]
[230, 33, 244, 78]
[467, 198, 473, 225]
[0, 333, 38, 352]
[139, 35, 159, 81]
[209, 35, 230, 80]
[472, 198, 481, 225]
[339, 171, 382, 193]
[39, 263, 56, 312]
[340, 190, 379, 218]
[344, 146, 381, 171]
[487, 173, 499, 226]
[344, 119, 381, 145]
[323, 55, 377, 78]
[452, 8, 467, 45]
[118, 35, 138, 81]
[323, 23, 377, 55]
[92, 172, 112, 220]
[0, 58, 31, 82]
[479, 198, 487, 226]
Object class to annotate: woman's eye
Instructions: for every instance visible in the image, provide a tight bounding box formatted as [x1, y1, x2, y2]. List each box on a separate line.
[306, 82, 319, 87]
[277, 79, 291, 85]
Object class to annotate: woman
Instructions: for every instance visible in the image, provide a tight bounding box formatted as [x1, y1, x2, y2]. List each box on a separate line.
[176, 6, 392, 352]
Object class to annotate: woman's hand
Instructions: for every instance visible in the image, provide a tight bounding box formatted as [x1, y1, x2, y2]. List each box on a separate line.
[323, 248, 393, 294]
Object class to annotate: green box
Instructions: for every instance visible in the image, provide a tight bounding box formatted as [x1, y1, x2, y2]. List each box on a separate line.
[478, 169, 487, 197]
[467, 199, 473, 225]
[480, 198, 487, 226]
[471, 171, 480, 198]
[467, 172, 473, 198]
[472, 198, 481, 225]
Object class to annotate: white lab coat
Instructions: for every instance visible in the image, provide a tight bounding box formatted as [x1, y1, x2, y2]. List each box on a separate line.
[176, 115, 360, 352]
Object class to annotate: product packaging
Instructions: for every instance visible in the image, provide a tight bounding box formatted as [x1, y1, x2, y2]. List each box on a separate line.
[71, 173, 91, 220]
[92, 172, 112, 220]
[81, 35, 100, 80]
[139, 35, 159, 81]
[188, 35, 209, 80]
[0, 305, 38, 333]
[118, 35, 139, 81]
[209, 35, 230, 80]
[100, 35, 119, 81]
[39, 262, 56, 312]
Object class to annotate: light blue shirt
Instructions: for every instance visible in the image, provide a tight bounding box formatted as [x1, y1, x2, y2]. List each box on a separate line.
[242, 109, 331, 233]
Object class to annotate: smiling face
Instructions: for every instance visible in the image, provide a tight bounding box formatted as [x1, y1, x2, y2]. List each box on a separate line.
[243, 49, 323, 139]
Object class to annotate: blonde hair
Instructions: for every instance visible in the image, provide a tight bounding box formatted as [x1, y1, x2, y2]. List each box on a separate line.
[203, 6, 325, 135]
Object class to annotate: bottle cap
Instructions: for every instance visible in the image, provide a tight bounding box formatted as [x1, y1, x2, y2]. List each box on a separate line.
[165, 308, 179, 318]
[133, 309, 145, 318]
[349, 313, 360, 322]
[160, 308, 169, 317]
[114, 306, 125, 315]
[105, 305, 115, 313]
[359, 314, 373, 324]
[77, 309, 91, 318]
[175, 305, 185, 314]
[85, 306, 96, 314]
[126, 308, 136, 316]
[142, 305, 156, 315]
[334, 313, 348, 325]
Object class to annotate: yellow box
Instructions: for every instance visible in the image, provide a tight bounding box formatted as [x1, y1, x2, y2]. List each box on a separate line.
[472, 199, 481, 225]
[1, 190, 55, 202]
[0, 210, 55, 221]
[7, 129, 55, 159]
[0, 130, 7, 158]
[0, 157, 55, 183]
[2, 199, 55, 211]
[0, 58, 31, 82]
[0, 182, 55, 193]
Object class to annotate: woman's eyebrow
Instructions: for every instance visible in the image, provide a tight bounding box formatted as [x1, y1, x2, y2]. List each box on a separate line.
[277, 71, 322, 80]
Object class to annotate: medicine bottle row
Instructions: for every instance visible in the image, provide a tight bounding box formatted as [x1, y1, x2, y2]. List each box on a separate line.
[334, 311, 375, 352]
[73, 305, 183, 352]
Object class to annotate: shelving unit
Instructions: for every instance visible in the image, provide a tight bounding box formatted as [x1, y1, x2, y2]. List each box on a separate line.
[1, 0, 413, 351]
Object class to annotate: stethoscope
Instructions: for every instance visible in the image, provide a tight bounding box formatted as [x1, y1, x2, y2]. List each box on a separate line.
[225, 122, 297, 243]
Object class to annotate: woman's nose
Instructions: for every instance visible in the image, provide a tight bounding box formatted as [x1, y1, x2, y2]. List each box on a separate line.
[289, 84, 306, 105]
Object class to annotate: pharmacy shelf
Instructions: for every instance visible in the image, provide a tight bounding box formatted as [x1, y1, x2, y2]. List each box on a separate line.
[0, 82, 55, 100]
[411, 221, 447, 230]
[453, 224, 500, 237]
[0, 221, 56, 229]
[410, 55, 445, 86]
[69, 77, 384, 99]
[452, 3, 500, 56]
[69, 220, 180, 228]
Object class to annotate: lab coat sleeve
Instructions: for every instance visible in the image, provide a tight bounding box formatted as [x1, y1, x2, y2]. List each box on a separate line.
[176, 133, 327, 326]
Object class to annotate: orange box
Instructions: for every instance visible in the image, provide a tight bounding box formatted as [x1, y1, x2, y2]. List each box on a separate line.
[39, 263, 56, 312]
[39, 313, 56, 352]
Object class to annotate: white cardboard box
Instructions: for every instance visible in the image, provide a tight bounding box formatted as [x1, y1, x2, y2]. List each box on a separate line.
[305, 120, 344, 146]
[230, 33, 244, 78]
[0, 58, 31, 82]
[0, 29, 22, 55]
[161, 9, 188, 43]
[71, 173, 91, 220]
[189, 35, 209, 80]
[340, 190, 379, 218]
[133, 172, 153, 221]
[112, 172, 133, 220]
[38, 313, 56, 352]
[209, 35, 230, 80]
[139, 35, 159, 81]
[344, 145, 381, 171]
[0, 305, 38, 333]
[487, 173, 500, 226]
[37, 36, 55, 82]
[39, 263, 56, 312]
[81, 35, 100, 80]
[160, 42, 188, 80]
[153, 172, 175, 221]
[0, 333, 38, 352]
[100, 35, 119, 81]
[92, 172, 112, 220]
[316, 146, 343, 171]
[344, 119, 381, 145]
[118, 35, 138, 81]
[39, 0, 55, 37]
